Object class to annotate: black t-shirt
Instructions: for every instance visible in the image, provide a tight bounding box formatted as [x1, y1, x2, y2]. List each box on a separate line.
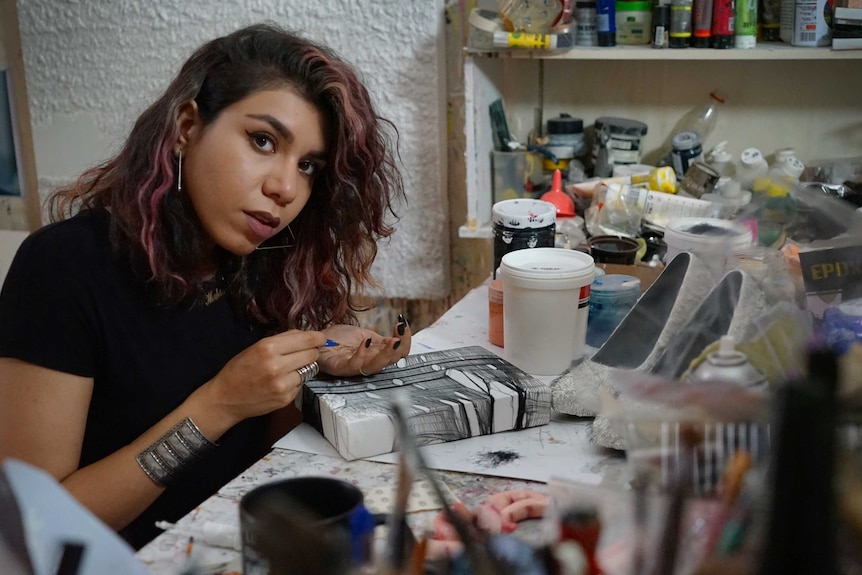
[0, 208, 268, 549]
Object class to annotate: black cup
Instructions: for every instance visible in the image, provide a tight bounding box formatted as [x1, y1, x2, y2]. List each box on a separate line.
[588, 235, 640, 265]
[240, 476, 377, 575]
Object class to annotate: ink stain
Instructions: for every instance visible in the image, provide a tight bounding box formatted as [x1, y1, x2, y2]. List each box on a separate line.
[475, 449, 521, 468]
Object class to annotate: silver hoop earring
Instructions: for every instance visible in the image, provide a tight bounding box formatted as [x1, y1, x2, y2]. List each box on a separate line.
[177, 150, 183, 192]
[255, 224, 296, 250]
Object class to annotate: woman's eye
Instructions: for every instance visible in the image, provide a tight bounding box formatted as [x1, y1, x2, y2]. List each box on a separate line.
[249, 132, 275, 153]
[299, 160, 318, 176]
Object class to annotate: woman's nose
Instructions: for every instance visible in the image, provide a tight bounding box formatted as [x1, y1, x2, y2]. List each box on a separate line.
[262, 166, 298, 205]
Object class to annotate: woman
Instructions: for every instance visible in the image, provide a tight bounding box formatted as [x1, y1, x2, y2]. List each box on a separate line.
[0, 23, 411, 548]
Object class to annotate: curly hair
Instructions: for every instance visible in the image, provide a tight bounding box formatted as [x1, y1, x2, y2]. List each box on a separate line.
[47, 23, 404, 331]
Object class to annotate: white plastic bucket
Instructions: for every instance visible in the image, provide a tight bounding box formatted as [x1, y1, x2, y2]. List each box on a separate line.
[664, 217, 754, 279]
[500, 248, 595, 375]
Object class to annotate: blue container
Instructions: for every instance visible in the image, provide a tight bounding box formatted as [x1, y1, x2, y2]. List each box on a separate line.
[586, 274, 641, 348]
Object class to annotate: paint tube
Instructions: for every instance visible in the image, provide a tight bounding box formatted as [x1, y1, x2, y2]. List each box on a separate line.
[492, 31, 575, 49]
[692, 0, 715, 46]
[734, 0, 757, 48]
[669, 0, 694, 47]
[711, 0, 735, 47]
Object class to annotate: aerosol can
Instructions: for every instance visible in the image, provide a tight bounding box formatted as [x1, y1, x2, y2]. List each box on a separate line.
[686, 335, 768, 392]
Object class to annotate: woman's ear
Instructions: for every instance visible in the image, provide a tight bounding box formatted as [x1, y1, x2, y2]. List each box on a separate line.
[174, 100, 200, 155]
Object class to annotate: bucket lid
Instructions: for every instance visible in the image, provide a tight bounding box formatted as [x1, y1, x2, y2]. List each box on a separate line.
[671, 131, 701, 151]
[547, 113, 584, 134]
[492, 199, 556, 229]
[594, 117, 648, 137]
[591, 274, 641, 294]
[500, 248, 595, 282]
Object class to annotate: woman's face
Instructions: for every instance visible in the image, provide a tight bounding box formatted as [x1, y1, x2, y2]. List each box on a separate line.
[178, 87, 327, 255]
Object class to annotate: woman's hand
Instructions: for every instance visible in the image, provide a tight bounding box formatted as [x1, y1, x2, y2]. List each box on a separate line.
[318, 314, 411, 377]
[197, 329, 326, 426]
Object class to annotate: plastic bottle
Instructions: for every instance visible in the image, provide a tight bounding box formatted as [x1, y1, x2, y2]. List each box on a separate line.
[631, 166, 678, 193]
[576, 0, 600, 46]
[658, 91, 726, 165]
[736, 147, 768, 191]
[710, 0, 735, 48]
[768, 148, 805, 183]
[707, 140, 735, 178]
[597, 0, 617, 45]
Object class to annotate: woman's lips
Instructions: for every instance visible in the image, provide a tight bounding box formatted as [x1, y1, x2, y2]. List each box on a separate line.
[244, 211, 281, 241]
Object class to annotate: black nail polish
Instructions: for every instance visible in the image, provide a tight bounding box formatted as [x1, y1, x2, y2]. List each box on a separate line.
[365, 338, 372, 349]
[393, 340, 402, 350]
[398, 313, 406, 324]
[397, 322, 406, 336]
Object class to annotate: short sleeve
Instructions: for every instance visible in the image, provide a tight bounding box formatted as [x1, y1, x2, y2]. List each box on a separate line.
[0, 220, 103, 377]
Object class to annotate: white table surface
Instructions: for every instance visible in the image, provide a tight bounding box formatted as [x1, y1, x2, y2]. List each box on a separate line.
[137, 282, 626, 574]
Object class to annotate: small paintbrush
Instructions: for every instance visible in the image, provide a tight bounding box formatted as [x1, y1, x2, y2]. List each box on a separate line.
[389, 390, 504, 575]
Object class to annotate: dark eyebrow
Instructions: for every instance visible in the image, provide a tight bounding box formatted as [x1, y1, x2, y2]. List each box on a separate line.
[246, 113, 327, 161]
[247, 113, 291, 141]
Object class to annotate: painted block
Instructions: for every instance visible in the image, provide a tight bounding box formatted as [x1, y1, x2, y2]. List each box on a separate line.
[301, 346, 551, 461]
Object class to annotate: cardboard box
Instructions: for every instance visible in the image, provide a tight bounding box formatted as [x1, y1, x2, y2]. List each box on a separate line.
[597, 261, 665, 293]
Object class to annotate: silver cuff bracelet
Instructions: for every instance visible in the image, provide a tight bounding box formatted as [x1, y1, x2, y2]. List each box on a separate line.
[136, 417, 216, 487]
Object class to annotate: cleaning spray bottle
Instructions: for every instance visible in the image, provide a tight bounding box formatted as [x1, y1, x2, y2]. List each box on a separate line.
[685, 335, 768, 391]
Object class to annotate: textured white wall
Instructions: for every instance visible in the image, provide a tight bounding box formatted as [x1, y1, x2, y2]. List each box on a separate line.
[17, 0, 449, 299]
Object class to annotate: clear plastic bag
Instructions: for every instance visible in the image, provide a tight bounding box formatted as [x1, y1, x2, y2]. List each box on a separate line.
[498, 0, 564, 33]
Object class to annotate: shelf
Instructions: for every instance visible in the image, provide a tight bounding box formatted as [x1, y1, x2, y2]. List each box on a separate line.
[468, 42, 862, 61]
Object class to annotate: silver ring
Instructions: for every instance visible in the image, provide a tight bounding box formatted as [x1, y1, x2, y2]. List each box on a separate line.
[296, 361, 319, 384]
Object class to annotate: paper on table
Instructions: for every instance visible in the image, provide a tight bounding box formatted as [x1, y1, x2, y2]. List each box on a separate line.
[275, 418, 614, 485]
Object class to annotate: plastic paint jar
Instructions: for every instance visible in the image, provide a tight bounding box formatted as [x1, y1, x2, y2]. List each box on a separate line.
[488, 279, 504, 347]
[500, 248, 596, 375]
[492, 199, 557, 278]
[670, 131, 704, 180]
[592, 117, 649, 178]
[663, 216, 754, 278]
[586, 274, 642, 348]
[615, 1, 653, 44]
[547, 114, 587, 160]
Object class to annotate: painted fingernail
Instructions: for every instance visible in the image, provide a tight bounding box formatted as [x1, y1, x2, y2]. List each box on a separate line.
[397, 323, 406, 336]
[365, 338, 372, 349]
[324, 339, 339, 347]
[393, 340, 402, 350]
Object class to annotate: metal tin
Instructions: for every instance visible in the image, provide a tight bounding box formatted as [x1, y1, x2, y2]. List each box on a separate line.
[679, 162, 720, 198]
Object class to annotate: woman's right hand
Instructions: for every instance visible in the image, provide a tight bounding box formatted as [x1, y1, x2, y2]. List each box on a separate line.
[197, 329, 326, 426]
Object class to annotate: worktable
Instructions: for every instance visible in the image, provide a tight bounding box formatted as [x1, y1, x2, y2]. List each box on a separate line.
[137, 281, 628, 574]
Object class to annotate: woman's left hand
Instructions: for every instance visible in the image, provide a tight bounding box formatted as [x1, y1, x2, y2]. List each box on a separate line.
[317, 314, 411, 377]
